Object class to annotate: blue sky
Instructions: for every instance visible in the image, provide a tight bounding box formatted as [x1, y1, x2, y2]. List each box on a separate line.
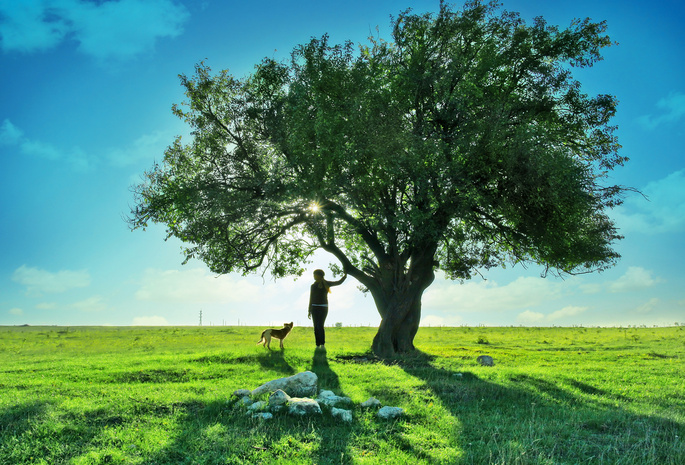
[1, 0, 683, 329]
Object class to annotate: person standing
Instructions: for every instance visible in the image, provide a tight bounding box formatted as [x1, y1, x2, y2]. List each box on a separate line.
[308, 269, 346, 349]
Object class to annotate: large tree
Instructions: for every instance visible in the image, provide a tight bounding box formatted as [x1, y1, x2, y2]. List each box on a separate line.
[129, 1, 628, 357]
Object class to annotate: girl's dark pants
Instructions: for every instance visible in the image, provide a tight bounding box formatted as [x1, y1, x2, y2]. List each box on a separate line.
[310, 305, 328, 346]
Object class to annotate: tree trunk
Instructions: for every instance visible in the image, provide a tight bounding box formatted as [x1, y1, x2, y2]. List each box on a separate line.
[371, 295, 423, 358]
[355, 244, 437, 358]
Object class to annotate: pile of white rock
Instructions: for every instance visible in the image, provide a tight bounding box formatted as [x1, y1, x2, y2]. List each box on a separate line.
[232, 371, 405, 423]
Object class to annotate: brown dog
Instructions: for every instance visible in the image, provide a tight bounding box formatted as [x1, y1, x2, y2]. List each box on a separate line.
[256, 322, 293, 350]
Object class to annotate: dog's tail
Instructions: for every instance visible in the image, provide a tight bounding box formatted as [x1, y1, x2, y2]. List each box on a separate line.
[256, 329, 267, 345]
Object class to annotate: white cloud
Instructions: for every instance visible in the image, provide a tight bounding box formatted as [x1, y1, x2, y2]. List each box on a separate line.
[638, 92, 685, 129]
[0, 0, 71, 53]
[515, 306, 588, 325]
[423, 275, 565, 313]
[0, 0, 189, 62]
[420, 314, 464, 327]
[135, 268, 263, 304]
[612, 170, 685, 234]
[608, 267, 658, 293]
[548, 305, 588, 321]
[12, 265, 91, 294]
[516, 310, 545, 324]
[9, 308, 24, 316]
[133, 315, 170, 326]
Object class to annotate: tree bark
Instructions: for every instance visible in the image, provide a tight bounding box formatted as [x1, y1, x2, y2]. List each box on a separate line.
[371, 296, 423, 358]
[369, 265, 435, 358]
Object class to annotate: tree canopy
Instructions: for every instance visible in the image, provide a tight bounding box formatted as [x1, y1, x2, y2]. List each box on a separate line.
[129, 0, 628, 357]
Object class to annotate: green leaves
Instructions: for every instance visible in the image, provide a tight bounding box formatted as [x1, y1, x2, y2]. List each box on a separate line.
[129, 0, 627, 285]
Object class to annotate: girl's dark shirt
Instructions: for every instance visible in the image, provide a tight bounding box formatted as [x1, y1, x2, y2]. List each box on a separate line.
[309, 277, 346, 307]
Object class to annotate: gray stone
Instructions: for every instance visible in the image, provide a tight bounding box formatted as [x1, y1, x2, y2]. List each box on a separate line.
[248, 401, 267, 412]
[331, 407, 353, 423]
[360, 397, 382, 409]
[253, 412, 273, 420]
[288, 397, 322, 416]
[476, 355, 494, 366]
[377, 406, 405, 420]
[239, 396, 254, 407]
[233, 389, 252, 398]
[251, 371, 318, 398]
[317, 390, 353, 408]
[269, 389, 291, 407]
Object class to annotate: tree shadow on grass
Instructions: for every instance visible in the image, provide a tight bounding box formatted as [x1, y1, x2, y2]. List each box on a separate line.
[0, 401, 129, 464]
[386, 350, 684, 464]
[0, 401, 51, 459]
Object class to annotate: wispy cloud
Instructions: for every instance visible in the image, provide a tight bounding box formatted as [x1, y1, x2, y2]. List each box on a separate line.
[1, 118, 93, 170]
[423, 275, 565, 313]
[106, 130, 173, 167]
[419, 314, 464, 327]
[12, 265, 91, 294]
[638, 92, 685, 130]
[133, 315, 170, 326]
[2, 118, 172, 171]
[72, 295, 108, 312]
[134, 268, 264, 304]
[612, 170, 685, 234]
[0, 0, 189, 62]
[516, 306, 589, 325]
[608, 266, 659, 293]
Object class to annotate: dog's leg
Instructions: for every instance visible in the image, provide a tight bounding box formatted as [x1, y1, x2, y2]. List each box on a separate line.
[265, 334, 272, 350]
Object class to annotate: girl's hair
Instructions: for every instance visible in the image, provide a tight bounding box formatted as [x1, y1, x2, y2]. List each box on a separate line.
[314, 269, 331, 293]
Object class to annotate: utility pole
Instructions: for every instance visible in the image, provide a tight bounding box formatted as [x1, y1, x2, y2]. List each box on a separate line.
[199, 310, 203, 326]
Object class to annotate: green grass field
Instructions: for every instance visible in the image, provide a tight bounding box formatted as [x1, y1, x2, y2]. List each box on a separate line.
[1, 325, 683, 464]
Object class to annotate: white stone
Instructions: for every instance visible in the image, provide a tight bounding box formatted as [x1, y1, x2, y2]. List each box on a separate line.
[331, 407, 353, 423]
[288, 397, 322, 416]
[377, 406, 404, 420]
[317, 390, 352, 408]
[251, 371, 318, 398]
[269, 389, 291, 406]
[361, 397, 382, 409]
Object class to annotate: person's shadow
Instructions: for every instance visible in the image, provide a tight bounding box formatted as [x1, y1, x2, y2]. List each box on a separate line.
[311, 348, 341, 392]
[310, 348, 355, 463]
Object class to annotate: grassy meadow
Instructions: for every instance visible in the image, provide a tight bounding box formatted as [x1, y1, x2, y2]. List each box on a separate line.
[0, 325, 683, 464]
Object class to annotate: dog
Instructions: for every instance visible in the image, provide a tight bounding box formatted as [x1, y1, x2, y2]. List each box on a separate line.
[256, 322, 293, 350]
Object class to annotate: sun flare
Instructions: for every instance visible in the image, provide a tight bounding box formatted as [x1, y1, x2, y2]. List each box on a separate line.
[309, 202, 321, 213]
